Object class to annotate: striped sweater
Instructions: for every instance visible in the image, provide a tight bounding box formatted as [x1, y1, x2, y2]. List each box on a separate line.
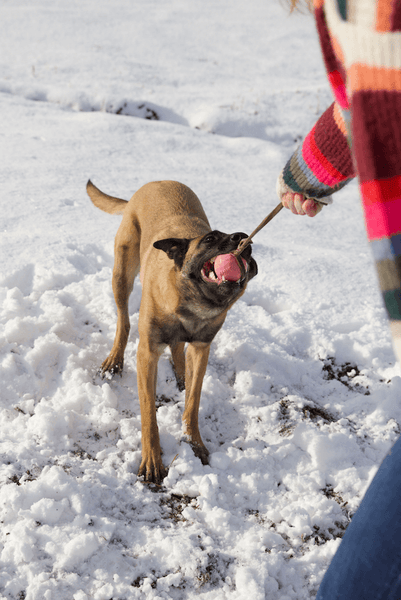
[278, 0, 401, 362]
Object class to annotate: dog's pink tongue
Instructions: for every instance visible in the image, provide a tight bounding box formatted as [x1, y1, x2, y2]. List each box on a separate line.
[214, 253, 246, 283]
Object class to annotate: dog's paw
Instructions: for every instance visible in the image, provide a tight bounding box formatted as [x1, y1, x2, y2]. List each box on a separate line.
[100, 355, 124, 379]
[138, 456, 167, 485]
[175, 377, 185, 392]
[189, 441, 210, 466]
[171, 363, 185, 392]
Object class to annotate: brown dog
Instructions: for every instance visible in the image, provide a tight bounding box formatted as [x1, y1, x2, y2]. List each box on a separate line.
[87, 180, 257, 483]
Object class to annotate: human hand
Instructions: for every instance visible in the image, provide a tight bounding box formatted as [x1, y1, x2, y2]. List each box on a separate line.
[281, 192, 322, 217]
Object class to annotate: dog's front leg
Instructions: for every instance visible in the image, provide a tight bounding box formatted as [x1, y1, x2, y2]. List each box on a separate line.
[182, 342, 211, 465]
[137, 338, 166, 484]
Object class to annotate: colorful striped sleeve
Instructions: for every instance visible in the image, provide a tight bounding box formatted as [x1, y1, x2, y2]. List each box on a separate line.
[279, 100, 356, 201]
[320, 0, 401, 353]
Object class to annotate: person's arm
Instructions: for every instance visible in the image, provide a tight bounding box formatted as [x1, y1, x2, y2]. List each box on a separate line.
[319, 0, 401, 338]
[276, 100, 356, 216]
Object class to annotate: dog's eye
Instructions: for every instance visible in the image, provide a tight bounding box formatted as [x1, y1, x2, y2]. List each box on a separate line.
[203, 234, 216, 244]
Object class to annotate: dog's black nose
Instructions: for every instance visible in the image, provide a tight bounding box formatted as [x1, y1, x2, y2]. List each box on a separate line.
[230, 232, 245, 243]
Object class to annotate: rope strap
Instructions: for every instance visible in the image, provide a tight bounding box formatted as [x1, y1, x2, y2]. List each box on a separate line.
[233, 202, 283, 258]
[231, 202, 284, 279]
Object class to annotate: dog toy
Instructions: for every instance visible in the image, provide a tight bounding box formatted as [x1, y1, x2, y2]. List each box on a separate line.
[214, 253, 247, 283]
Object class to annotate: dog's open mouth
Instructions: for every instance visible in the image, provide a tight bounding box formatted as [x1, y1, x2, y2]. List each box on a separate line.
[201, 254, 249, 285]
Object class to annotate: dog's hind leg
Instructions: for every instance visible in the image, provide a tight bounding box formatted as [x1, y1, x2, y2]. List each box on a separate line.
[101, 219, 140, 376]
[170, 342, 186, 391]
[182, 341, 210, 465]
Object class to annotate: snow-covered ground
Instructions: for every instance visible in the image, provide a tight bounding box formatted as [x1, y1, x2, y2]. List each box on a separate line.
[1, 1, 400, 599]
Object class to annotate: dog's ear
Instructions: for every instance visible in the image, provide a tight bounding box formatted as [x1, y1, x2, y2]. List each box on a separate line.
[153, 238, 190, 269]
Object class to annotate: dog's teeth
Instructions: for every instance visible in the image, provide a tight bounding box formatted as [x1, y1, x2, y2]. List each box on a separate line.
[210, 257, 215, 264]
[209, 272, 217, 280]
[222, 276, 226, 282]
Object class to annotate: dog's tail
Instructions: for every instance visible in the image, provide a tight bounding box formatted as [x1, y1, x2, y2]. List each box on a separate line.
[86, 180, 128, 215]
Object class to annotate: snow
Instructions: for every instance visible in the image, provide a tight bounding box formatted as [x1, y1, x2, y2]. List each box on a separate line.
[0, 0, 400, 599]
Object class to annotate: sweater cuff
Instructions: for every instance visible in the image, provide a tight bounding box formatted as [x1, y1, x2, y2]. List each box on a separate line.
[276, 170, 333, 205]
